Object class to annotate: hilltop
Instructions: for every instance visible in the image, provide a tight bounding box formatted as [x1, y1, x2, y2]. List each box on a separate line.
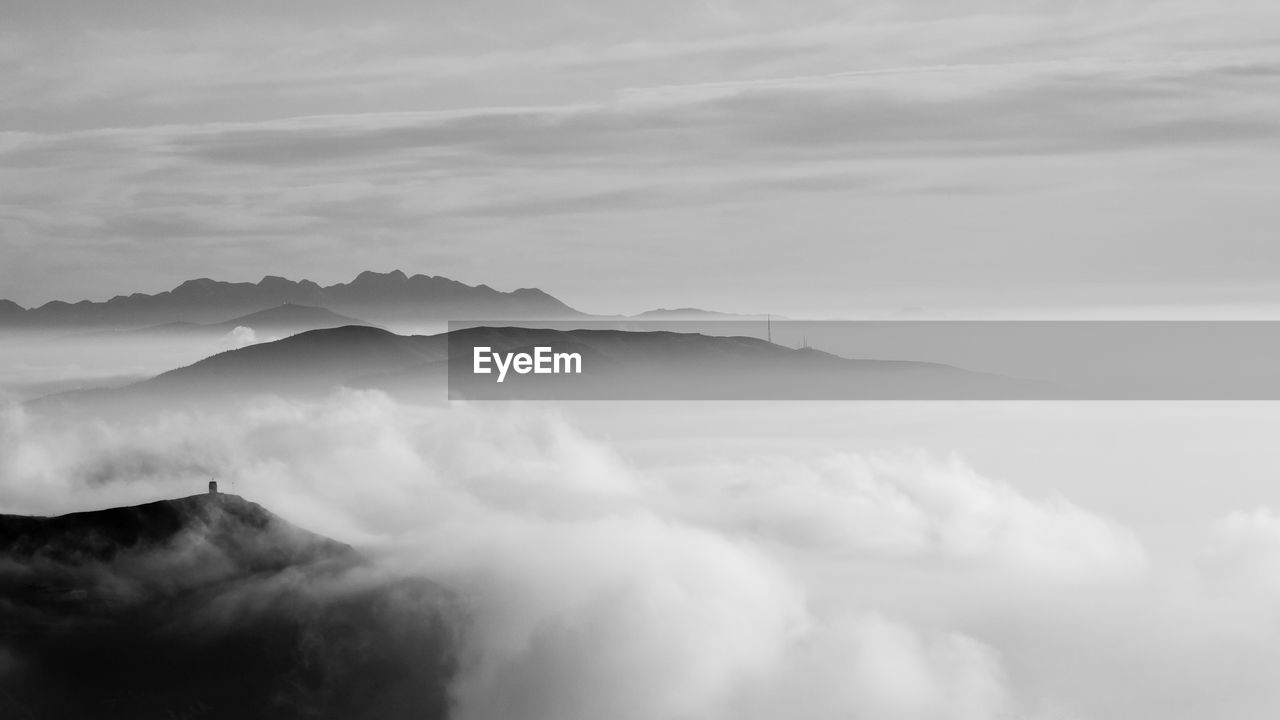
[0, 491, 455, 719]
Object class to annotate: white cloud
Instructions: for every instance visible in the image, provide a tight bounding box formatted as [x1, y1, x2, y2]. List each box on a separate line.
[219, 325, 259, 349]
[1199, 507, 1280, 596]
[661, 451, 1148, 582]
[742, 613, 1023, 720]
[0, 392, 1181, 719]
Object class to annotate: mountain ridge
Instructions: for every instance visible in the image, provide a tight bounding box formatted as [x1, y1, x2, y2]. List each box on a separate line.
[0, 491, 353, 567]
[70, 303, 377, 341]
[34, 324, 1066, 403]
[0, 270, 584, 328]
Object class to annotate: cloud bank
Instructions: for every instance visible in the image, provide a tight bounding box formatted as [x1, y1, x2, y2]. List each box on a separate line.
[7, 392, 1280, 718]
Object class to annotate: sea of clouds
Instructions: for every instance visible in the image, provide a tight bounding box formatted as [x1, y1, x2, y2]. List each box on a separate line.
[3, 391, 1280, 720]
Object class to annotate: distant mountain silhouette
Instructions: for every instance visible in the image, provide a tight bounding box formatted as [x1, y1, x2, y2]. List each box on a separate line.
[37, 325, 1063, 404]
[0, 492, 455, 719]
[207, 303, 375, 334]
[82, 303, 377, 340]
[630, 308, 766, 320]
[135, 325, 446, 397]
[0, 270, 583, 329]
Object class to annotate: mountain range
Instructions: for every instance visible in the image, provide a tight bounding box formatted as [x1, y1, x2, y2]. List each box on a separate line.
[0, 270, 583, 329]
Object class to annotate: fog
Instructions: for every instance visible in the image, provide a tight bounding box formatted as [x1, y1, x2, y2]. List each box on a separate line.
[0, 329, 267, 402]
[5, 390, 1280, 719]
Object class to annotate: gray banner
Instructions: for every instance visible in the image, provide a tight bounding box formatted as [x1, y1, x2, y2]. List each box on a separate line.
[444, 320, 1280, 400]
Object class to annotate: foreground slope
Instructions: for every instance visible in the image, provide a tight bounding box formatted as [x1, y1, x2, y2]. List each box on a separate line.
[0, 493, 456, 720]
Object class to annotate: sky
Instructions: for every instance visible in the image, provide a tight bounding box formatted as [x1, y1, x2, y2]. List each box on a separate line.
[2, 0, 1280, 316]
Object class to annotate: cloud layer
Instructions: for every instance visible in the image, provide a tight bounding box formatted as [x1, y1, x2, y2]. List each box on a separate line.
[7, 392, 1280, 718]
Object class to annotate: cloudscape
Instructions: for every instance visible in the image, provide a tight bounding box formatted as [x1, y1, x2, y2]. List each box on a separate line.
[3, 2, 1280, 719]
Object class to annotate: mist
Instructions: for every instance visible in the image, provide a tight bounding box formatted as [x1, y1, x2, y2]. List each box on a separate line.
[0, 329, 260, 402]
[5, 392, 1280, 719]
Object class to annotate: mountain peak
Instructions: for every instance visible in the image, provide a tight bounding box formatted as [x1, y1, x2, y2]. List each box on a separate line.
[175, 277, 219, 288]
[171, 277, 228, 296]
[258, 274, 296, 288]
[214, 303, 372, 331]
[352, 269, 408, 285]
